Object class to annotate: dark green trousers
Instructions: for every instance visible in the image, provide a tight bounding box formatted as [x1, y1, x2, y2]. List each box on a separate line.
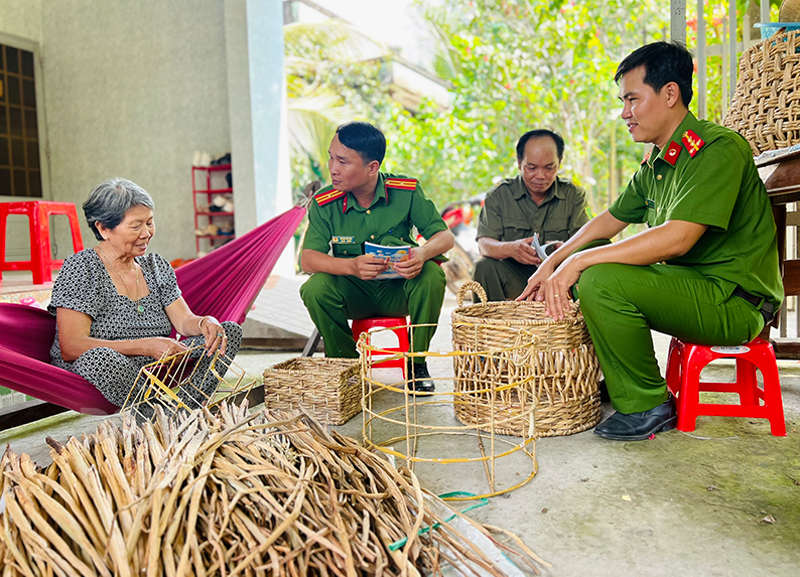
[300, 261, 446, 359]
[472, 257, 536, 302]
[577, 263, 764, 414]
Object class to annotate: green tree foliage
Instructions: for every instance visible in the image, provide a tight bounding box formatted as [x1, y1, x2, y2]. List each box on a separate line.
[284, 21, 392, 193]
[288, 2, 742, 214]
[417, 0, 673, 211]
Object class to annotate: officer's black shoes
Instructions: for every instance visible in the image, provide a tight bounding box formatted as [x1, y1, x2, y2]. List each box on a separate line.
[407, 360, 435, 394]
[594, 396, 677, 441]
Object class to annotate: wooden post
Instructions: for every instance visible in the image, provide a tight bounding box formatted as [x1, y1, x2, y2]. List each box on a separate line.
[697, 0, 707, 119]
[671, 0, 687, 44]
[729, 0, 738, 103]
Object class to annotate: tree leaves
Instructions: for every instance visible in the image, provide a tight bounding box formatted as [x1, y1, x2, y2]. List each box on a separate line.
[285, 1, 674, 208]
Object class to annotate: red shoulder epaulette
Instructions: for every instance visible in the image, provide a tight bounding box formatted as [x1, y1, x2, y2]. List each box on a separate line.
[384, 178, 418, 190]
[314, 189, 346, 206]
[664, 141, 682, 167]
[681, 129, 705, 158]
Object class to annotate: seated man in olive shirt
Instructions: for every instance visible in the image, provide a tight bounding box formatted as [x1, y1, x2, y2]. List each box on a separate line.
[473, 129, 590, 301]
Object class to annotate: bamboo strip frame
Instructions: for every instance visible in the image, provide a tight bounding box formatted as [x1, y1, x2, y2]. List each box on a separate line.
[122, 345, 257, 420]
[359, 324, 538, 501]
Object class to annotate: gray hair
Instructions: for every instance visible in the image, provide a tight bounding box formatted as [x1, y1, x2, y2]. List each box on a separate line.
[83, 177, 155, 241]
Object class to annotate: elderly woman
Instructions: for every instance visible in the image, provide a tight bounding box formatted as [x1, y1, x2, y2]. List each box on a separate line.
[48, 177, 242, 416]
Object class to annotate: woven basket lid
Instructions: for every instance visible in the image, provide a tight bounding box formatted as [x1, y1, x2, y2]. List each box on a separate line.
[781, 0, 800, 22]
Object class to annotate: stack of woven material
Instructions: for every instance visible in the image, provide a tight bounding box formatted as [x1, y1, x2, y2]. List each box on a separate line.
[725, 19, 800, 155]
[0, 404, 544, 576]
[781, 0, 800, 23]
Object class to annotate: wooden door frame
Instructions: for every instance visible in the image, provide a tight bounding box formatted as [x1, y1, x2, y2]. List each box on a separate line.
[0, 31, 51, 202]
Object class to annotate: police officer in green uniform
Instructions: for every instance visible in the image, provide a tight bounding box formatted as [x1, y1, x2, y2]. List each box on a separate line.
[474, 129, 590, 301]
[519, 42, 783, 441]
[300, 121, 454, 392]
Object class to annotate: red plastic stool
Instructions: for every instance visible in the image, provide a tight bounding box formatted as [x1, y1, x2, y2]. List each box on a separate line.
[352, 317, 410, 379]
[0, 201, 84, 285]
[665, 336, 785, 436]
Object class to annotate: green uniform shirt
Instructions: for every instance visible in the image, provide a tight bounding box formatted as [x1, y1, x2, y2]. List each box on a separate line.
[476, 175, 590, 244]
[303, 172, 448, 258]
[609, 112, 783, 309]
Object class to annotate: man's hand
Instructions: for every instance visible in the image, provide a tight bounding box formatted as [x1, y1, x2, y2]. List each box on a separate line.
[516, 255, 579, 321]
[350, 254, 390, 280]
[507, 238, 543, 265]
[517, 267, 547, 303]
[539, 255, 582, 321]
[393, 247, 426, 279]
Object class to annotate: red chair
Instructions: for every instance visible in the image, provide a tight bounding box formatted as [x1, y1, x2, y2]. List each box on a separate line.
[665, 337, 785, 436]
[352, 316, 410, 379]
[0, 201, 84, 285]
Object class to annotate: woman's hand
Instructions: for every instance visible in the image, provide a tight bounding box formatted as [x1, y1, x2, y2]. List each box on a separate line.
[143, 337, 188, 359]
[198, 315, 227, 356]
[165, 298, 227, 356]
[56, 307, 193, 362]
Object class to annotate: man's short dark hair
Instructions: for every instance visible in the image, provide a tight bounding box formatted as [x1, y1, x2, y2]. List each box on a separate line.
[516, 129, 565, 163]
[335, 121, 386, 165]
[614, 41, 694, 107]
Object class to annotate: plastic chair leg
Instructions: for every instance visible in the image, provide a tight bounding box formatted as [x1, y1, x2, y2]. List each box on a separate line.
[734, 358, 759, 406]
[756, 353, 786, 436]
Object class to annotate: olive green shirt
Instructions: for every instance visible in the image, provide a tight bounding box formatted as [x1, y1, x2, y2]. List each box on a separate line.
[610, 112, 783, 309]
[476, 175, 590, 244]
[303, 172, 448, 258]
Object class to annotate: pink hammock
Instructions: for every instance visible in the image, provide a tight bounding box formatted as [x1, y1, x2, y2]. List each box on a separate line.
[0, 205, 306, 415]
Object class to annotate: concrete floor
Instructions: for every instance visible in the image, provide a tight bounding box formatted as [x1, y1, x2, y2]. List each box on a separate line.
[2, 292, 799, 576]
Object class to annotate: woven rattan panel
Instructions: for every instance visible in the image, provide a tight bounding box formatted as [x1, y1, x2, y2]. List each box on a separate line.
[724, 30, 800, 155]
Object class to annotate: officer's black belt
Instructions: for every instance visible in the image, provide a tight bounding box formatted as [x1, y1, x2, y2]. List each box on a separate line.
[733, 286, 776, 324]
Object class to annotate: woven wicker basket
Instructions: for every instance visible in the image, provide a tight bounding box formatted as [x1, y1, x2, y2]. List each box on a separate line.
[724, 29, 800, 155]
[263, 358, 361, 425]
[451, 281, 601, 437]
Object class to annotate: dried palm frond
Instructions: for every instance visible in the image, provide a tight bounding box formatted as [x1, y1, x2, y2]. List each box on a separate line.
[0, 404, 546, 576]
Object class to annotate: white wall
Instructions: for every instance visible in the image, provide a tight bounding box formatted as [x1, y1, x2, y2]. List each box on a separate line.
[38, 0, 231, 261]
[1, 0, 290, 266]
[0, 0, 42, 43]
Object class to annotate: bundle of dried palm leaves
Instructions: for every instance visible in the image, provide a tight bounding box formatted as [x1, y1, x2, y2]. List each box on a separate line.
[0, 404, 545, 576]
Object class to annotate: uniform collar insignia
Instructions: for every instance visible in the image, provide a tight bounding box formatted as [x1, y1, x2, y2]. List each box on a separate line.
[641, 149, 653, 165]
[384, 177, 417, 190]
[681, 129, 706, 158]
[314, 188, 347, 206]
[384, 177, 417, 205]
[663, 141, 682, 167]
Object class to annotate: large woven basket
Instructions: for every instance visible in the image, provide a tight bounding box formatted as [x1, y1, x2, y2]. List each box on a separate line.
[724, 29, 800, 155]
[451, 282, 601, 437]
[263, 358, 361, 425]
